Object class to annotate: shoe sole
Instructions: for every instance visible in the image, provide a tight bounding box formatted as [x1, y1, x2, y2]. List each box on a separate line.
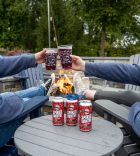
[47, 73, 55, 96]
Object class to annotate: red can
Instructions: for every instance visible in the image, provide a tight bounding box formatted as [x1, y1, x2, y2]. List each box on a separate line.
[79, 100, 92, 131]
[52, 97, 64, 125]
[66, 99, 78, 126]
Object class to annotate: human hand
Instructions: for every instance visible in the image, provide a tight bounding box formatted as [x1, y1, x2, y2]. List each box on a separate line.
[84, 89, 96, 100]
[35, 48, 46, 64]
[71, 55, 85, 71]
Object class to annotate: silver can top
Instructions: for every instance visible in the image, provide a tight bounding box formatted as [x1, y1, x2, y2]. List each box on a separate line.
[53, 97, 64, 102]
[66, 99, 78, 103]
[79, 100, 92, 106]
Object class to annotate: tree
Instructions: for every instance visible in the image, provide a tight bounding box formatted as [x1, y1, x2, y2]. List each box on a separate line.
[71, 0, 140, 56]
[0, 0, 28, 49]
[51, 0, 83, 51]
[0, 0, 43, 51]
[0, 0, 139, 56]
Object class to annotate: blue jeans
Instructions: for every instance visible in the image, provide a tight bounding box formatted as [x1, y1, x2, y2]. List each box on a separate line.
[1, 86, 46, 102]
[0, 86, 46, 123]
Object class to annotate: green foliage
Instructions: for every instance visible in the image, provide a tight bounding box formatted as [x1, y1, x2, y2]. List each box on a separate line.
[51, 0, 83, 46]
[0, 0, 27, 49]
[0, 0, 140, 56]
[71, 0, 140, 56]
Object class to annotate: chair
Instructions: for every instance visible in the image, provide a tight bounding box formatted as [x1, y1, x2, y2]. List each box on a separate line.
[93, 100, 140, 156]
[13, 63, 47, 117]
[15, 64, 44, 89]
[0, 96, 49, 155]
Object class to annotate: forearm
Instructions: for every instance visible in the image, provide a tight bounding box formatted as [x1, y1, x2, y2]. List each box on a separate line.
[0, 54, 36, 77]
[84, 62, 140, 85]
[94, 90, 140, 107]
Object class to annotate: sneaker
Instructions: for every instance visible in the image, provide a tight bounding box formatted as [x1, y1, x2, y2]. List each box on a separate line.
[44, 73, 55, 96]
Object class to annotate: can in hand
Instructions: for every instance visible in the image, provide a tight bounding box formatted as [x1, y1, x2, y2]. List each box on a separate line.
[52, 97, 64, 125]
[79, 100, 92, 131]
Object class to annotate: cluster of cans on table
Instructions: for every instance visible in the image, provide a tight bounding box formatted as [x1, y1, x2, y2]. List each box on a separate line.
[52, 96, 92, 131]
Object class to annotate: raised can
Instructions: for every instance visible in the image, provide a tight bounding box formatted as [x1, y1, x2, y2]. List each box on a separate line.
[79, 100, 92, 131]
[52, 97, 64, 125]
[66, 99, 78, 126]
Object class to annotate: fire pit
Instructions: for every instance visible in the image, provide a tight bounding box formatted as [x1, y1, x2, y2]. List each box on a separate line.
[51, 74, 74, 96]
[43, 72, 90, 115]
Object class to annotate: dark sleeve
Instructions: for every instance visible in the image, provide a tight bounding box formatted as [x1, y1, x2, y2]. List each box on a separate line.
[0, 54, 36, 77]
[84, 62, 140, 85]
[129, 102, 140, 138]
[94, 90, 140, 107]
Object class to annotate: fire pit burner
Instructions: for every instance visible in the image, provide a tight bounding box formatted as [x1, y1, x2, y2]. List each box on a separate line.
[50, 74, 74, 96]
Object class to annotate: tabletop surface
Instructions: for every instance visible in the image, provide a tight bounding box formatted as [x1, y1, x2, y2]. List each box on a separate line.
[14, 115, 123, 156]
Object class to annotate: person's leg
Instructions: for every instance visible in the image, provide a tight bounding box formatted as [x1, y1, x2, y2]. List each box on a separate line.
[0, 86, 46, 103]
[14, 86, 46, 99]
[14, 86, 46, 117]
[15, 74, 56, 99]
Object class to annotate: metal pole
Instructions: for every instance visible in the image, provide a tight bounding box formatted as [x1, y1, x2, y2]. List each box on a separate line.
[47, 0, 51, 47]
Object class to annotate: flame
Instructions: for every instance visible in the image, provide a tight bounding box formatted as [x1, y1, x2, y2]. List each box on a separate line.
[53, 74, 73, 94]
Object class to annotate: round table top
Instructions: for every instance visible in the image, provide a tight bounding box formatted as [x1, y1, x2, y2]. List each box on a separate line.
[14, 115, 123, 156]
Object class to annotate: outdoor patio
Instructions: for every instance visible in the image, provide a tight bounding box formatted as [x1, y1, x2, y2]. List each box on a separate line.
[0, 55, 140, 155]
[0, 0, 140, 155]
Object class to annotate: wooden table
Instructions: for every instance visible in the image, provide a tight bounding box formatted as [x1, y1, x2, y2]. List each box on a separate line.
[14, 115, 123, 156]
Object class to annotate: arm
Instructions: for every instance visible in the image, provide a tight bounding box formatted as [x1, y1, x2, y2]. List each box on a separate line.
[71, 55, 140, 85]
[0, 49, 46, 78]
[84, 90, 140, 107]
[94, 90, 140, 107]
[85, 62, 140, 85]
[0, 54, 36, 77]
[129, 102, 140, 138]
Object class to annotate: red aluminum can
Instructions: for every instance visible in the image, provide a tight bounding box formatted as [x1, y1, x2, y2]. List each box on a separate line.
[66, 99, 78, 126]
[52, 97, 64, 125]
[79, 100, 92, 131]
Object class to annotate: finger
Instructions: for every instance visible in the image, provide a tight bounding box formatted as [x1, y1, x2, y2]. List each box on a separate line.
[43, 48, 47, 51]
[70, 55, 80, 61]
[42, 48, 47, 53]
